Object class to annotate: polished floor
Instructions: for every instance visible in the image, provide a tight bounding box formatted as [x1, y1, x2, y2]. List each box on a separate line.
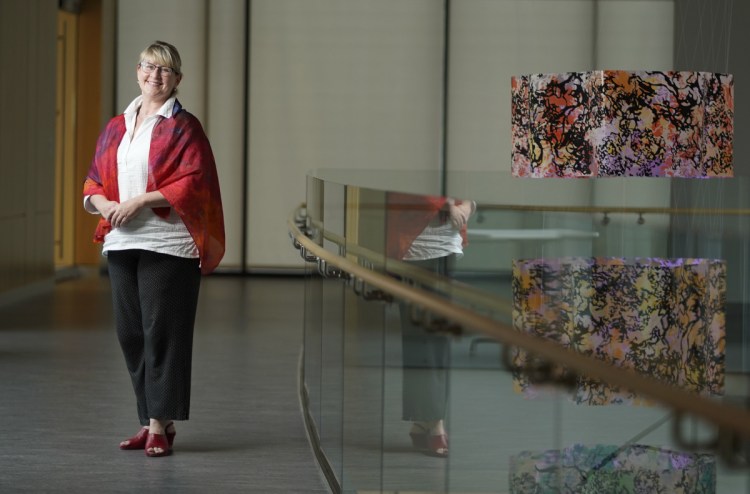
[2, 271, 749, 493]
[0, 272, 328, 493]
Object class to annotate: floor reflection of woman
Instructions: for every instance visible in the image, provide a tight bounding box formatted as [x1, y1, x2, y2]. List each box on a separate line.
[386, 192, 475, 458]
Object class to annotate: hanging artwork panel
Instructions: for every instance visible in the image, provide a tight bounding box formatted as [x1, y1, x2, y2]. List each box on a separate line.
[511, 71, 733, 177]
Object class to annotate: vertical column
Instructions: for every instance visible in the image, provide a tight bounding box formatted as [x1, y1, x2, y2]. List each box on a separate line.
[206, 0, 246, 269]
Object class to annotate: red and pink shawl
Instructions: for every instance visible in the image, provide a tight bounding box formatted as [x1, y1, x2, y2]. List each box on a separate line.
[386, 192, 468, 261]
[83, 100, 225, 274]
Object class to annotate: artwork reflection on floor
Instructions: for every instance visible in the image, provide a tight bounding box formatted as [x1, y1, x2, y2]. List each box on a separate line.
[512, 257, 726, 405]
[509, 443, 716, 494]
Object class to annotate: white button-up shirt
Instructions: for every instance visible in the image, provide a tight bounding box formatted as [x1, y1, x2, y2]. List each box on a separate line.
[85, 96, 198, 259]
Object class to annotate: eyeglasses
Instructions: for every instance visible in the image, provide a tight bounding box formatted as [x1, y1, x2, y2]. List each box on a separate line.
[139, 61, 178, 76]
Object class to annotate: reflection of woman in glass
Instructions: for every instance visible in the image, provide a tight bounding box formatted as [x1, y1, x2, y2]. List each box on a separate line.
[387, 192, 475, 458]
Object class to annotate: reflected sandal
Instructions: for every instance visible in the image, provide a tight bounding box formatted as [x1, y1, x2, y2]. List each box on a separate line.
[425, 434, 448, 458]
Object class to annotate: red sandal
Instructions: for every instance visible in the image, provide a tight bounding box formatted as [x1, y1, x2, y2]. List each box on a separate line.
[119, 427, 149, 450]
[120, 422, 175, 451]
[145, 431, 172, 457]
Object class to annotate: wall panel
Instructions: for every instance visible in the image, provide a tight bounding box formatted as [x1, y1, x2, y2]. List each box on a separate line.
[446, 0, 596, 178]
[595, 0, 674, 69]
[117, 0, 208, 120]
[247, 0, 445, 269]
[206, 0, 246, 269]
[0, 0, 56, 297]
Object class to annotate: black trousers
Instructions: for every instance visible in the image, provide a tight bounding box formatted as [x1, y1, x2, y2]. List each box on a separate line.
[401, 257, 450, 422]
[107, 249, 201, 425]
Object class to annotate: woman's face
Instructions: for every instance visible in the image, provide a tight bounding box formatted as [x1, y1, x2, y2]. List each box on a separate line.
[137, 59, 182, 103]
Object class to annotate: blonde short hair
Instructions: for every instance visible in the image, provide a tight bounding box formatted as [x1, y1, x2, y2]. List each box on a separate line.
[138, 40, 182, 75]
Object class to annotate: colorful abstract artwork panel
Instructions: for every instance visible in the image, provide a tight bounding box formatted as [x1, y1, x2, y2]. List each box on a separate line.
[512, 257, 726, 405]
[509, 443, 716, 494]
[511, 71, 734, 177]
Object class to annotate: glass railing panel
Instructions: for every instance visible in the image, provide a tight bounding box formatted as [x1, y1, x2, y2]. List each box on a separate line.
[453, 173, 750, 374]
[302, 267, 323, 427]
[545, 403, 721, 493]
[445, 355, 563, 493]
[319, 277, 345, 481]
[320, 180, 347, 483]
[381, 272, 451, 493]
[301, 171, 750, 493]
[303, 176, 324, 441]
[339, 287, 387, 492]
[445, 174, 750, 492]
[310, 168, 444, 197]
[339, 186, 388, 493]
[670, 179, 750, 378]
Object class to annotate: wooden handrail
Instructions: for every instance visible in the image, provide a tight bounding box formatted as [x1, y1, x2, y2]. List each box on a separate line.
[290, 205, 750, 455]
[478, 204, 750, 216]
[313, 220, 514, 317]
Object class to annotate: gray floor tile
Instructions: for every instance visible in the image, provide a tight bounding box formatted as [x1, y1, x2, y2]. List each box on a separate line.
[0, 274, 328, 493]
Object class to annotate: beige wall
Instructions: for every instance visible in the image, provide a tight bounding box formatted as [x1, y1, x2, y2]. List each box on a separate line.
[0, 0, 57, 298]
[446, 0, 674, 268]
[113, 0, 679, 272]
[247, 0, 445, 269]
[0, 0, 729, 291]
[117, 0, 247, 270]
[116, 0, 446, 271]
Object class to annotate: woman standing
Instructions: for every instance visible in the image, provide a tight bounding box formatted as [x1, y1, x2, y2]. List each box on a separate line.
[83, 40, 225, 457]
